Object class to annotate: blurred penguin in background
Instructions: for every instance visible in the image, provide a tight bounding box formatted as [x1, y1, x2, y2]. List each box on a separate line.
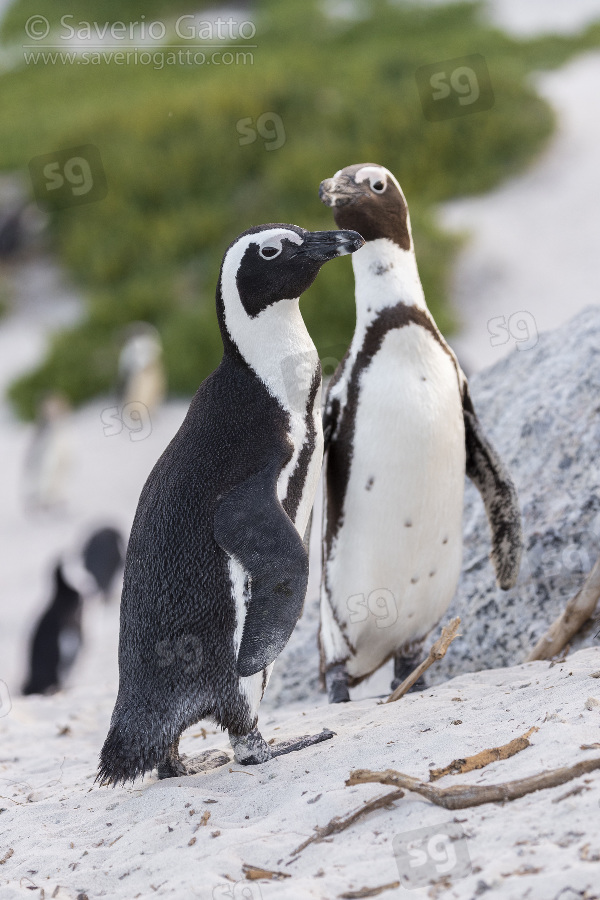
[82, 526, 125, 601]
[22, 392, 73, 512]
[118, 322, 166, 416]
[23, 562, 84, 695]
[22, 525, 125, 694]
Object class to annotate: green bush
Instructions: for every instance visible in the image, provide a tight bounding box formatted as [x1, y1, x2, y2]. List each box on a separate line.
[2, 0, 598, 417]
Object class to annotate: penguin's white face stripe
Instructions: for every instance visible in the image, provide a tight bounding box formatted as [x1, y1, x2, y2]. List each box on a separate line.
[353, 165, 406, 203]
[220, 226, 324, 527]
[220, 228, 319, 414]
[354, 165, 388, 194]
[328, 165, 407, 205]
[258, 229, 302, 260]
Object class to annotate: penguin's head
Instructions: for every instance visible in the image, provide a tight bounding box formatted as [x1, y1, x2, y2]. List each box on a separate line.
[219, 224, 364, 320]
[319, 164, 411, 251]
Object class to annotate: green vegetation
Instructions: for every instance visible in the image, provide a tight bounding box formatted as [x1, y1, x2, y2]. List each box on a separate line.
[1, 0, 599, 417]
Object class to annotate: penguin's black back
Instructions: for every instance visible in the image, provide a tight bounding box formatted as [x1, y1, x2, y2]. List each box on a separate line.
[23, 565, 83, 695]
[100, 351, 293, 783]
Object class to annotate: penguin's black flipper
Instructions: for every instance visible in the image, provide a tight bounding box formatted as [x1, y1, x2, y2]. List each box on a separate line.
[214, 465, 309, 678]
[462, 384, 524, 590]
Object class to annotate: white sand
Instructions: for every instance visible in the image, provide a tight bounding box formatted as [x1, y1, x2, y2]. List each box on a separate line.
[2, 648, 600, 898]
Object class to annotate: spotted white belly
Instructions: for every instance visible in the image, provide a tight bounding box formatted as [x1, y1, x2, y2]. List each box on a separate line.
[321, 323, 465, 680]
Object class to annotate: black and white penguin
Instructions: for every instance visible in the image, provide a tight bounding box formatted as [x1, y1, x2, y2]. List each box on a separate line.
[318, 164, 523, 702]
[22, 563, 83, 695]
[22, 526, 124, 695]
[98, 223, 364, 784]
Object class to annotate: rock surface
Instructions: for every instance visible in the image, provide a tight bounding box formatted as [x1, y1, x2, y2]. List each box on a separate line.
[267, 306, 600, 706]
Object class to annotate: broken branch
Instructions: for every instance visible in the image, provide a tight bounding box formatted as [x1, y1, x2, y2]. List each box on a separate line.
[338, 881, 401, 898]
[386, 618, 461, 703]
[242, 864, 290, 881]
[527, 553, 600, 661]
[429, 726, 538, 781]
[289, 789, 404, 858]
[347, 756, 600, 809]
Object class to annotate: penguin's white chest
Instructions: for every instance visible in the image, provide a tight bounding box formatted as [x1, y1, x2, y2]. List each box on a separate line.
[322, 323, 465, 678]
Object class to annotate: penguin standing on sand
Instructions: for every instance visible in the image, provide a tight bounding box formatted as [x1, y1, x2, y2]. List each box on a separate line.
[98, 223, 364, 784]
[318, 164, 523, 702]
[23, 563, 84, 695]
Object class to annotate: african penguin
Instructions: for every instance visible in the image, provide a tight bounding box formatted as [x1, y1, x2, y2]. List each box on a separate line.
[22, 527, 124, 694]
[318, 164, 523, 702]
[23, 563, 84, 695]
[98, 223, 364, 784]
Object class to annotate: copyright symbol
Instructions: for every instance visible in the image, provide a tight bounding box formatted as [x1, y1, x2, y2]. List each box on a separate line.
[25, 15, 50, 40]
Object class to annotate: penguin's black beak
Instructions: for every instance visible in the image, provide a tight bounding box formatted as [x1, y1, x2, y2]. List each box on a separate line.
[300, 229, 364, 262]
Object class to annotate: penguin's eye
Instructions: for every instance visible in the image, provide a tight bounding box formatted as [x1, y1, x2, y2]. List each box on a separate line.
[371, 180, 386, 194]
[259, 244, 282, 260]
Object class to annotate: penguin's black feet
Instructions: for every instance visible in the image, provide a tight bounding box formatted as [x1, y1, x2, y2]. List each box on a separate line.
[326, 663, 350, 703]
[157, 739, 187, 779]
[391, 648, 427, 693]
[229, 727, 273, 765]
[229, 727, 335, 765]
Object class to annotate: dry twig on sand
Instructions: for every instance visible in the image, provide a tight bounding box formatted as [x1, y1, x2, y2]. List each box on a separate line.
[289, 790, 405, 859]
[385, 618, 461, 703]
[347, 757, 600, 809]
[242, 864, 290, 881]
[527, 553, 600, 661]
[338, 881, 401, 898]
[428, 726, 538, 781]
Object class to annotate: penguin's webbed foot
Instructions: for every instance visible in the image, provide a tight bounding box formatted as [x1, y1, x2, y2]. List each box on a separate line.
[230, 727, 273, 765]
[230, 727, 335, 765]
[325, 663, 350, 703]
[157, 739, 188, 779]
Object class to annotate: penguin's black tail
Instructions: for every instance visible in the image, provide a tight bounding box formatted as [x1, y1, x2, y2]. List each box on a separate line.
[96, 704, 177, 787]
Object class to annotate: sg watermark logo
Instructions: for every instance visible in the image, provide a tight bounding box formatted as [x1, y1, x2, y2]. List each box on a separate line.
[280, 348, 321, 413]
[280, 347, 345, 413]
[101, 402, 152, 442]
[156, 635, 202, 675]
[415, 54, 494, 121]
[348, 589, 397, 628]
[237, 113, 286, 151]
[393, 822, 471, 889]
[212, 882, 263, 899]
[488, 311, 538, 352]
[29, 144, 108, 210]
[0, 681, 12, 717]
